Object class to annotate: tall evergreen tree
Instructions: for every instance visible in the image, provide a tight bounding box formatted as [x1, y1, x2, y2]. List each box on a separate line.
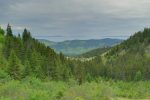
[0, 27, 5, 35]
[8, 50, 23, 79]
[6, 24, 13, 37]
[0, 50, 7, 71]
[22, 28, 31, 42]
[23, 59, 31, 77]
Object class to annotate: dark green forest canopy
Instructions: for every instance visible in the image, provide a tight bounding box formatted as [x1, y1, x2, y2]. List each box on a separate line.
[0, 25, 71, 81]
[0, 25, 150, 83]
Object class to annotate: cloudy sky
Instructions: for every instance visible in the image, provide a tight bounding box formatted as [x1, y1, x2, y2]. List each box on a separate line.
[0, 0, 150, 41]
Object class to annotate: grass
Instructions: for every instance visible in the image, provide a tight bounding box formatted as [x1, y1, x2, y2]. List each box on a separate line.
[0, 77, 149, 100]
[0, 77, 68, 100]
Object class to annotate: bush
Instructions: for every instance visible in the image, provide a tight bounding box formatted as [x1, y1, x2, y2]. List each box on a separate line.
[134, 71, 142, 81]
[62, 82, 114, 100]
[0, 70, 11, 83]
[0, 79, 149, 100]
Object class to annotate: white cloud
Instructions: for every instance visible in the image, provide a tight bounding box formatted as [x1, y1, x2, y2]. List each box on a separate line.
[8, 0, 150, 18]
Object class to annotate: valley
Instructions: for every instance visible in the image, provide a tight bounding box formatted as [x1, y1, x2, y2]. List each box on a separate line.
[39, 39, 122, 56]
[0, 26, 150, 100]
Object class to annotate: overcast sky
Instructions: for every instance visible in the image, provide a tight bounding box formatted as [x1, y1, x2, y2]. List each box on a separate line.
[0, 0, 150, 41]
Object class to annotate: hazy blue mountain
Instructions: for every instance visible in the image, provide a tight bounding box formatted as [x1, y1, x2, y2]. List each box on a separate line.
[38, 38, 122, 55]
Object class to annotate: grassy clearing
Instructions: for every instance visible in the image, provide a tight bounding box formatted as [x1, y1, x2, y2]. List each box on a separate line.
[0, 77, 149, 100]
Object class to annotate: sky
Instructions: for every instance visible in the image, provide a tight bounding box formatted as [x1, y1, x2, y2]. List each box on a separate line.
[0, 0, 150, 41]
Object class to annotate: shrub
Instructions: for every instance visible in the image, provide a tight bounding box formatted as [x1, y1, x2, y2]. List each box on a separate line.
[0, 70, 11, 83]
[134, 71, 142, 81]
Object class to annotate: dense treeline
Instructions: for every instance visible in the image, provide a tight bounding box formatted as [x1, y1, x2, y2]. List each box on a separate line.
[0, 24, 71, 81]
[0, 25, 150, 84]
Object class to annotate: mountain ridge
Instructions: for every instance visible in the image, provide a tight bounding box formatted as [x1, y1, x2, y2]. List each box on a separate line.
[38, 38, 122, 55]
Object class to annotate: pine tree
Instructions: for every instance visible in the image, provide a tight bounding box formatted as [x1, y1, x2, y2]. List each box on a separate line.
[23, 59, 31, 77]
[74, 61, 85, 85]
[6, 24, 13, 37]
[8, 50, 23, 79]
[3, 36, 12, 58]
[22, 28, 31, 42]
[0, 27, 5, 35]
[134, 71, 142, 81]
[0, 52, 7, 71]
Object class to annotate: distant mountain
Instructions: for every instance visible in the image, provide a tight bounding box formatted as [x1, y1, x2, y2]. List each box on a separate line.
[38, 38, 122, 55]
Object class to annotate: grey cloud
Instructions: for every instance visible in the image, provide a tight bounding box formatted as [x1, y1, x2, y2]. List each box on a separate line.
[1, 0, 150, 41]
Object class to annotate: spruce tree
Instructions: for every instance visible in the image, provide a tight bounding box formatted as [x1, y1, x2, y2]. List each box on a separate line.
[22, 28, 31, 42]
[6, 24, 13, 37]
[0, 50, 8, 71]
[8, 50, 23, 79]
[23, 59, 31, 77]
[0, 27, 5, 35]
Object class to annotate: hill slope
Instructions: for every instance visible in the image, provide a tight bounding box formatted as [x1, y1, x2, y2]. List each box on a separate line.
[39, 38, 122, 55]
[104, 28, 150, 60]
[0, 27, 71, 81]
[89, 28, 150, 81]
[78, 47, 111, 57]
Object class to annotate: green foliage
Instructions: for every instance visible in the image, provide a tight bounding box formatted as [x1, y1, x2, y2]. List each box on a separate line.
[62, 82, 113, 100]
[0, 79, 149, 100]
[0, 27, 5, 36]
[85, 28, 150, 81]
[0, 27, 5, 44]
[22, 28, 31, 42]
[1, 25, 150, 82]
[23, 60, 31, 77]
[78, 47, 111, 57]
[0, 78, 68, 100]
[112, 81, 150, 99]
[134, 71, 142, 81]
[0, 34, 4, 44]
[0, 25, 150, 100]
[0, 25, 71, 81]
[6, 24, 13, 37]
[7, 50, 23, 80]
[0, 52, 7, 71]
[0, 70, 11, 83]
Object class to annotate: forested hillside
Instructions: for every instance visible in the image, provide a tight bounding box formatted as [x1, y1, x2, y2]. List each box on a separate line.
[0, 24, 71, 81]
[78, 47, 111, 57]
[84, 28, 150, 81]
[103, 28, 150, 80]
[0, 25, 150, 82]
[0, 25, 150, 100]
